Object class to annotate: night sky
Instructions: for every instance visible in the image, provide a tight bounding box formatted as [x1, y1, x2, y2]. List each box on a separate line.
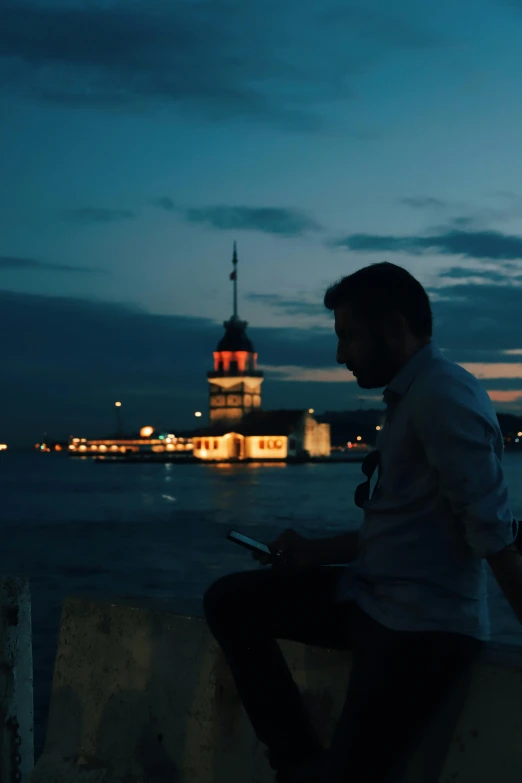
[3, 0, 522, 447]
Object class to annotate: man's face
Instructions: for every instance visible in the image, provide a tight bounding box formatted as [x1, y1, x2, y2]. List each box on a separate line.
[334, 305, 399, 389]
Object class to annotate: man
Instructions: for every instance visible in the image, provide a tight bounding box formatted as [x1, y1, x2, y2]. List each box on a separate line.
[204, 262, 522, 783]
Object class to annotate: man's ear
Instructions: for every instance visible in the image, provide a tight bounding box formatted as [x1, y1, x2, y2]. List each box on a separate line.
[382, 310, 407, 336]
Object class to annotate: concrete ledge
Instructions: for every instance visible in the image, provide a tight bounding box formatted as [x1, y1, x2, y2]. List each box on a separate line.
[1, 575, 34, 783]
[28, 596, 522, 783]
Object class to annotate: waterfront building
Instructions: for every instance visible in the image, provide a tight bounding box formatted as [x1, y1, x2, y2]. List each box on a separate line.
[192, 409, 331, 461]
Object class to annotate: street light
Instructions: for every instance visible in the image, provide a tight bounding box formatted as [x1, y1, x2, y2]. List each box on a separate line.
[115, 401, 123, 436]
[308, 408, 315, 414]
[194, 411, 202, 418]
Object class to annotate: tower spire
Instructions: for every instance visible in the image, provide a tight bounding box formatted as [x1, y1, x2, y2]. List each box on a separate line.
[231, 240, 238, 319]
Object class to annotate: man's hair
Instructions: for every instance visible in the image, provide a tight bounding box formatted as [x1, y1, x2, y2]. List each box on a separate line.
[324, 262, 433, 339]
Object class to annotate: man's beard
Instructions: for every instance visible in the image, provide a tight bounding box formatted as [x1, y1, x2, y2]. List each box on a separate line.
[355, 334, 398, 389]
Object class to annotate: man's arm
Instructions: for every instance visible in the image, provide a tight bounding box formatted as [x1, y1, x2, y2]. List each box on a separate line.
[307, 531, 360, 566]
[412, 376, 520, 615]
[487, 546, 522, 626]
[264, 529, 360, 567]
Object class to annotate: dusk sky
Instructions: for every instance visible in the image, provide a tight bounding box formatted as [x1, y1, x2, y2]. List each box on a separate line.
[4, 0, 522, 446]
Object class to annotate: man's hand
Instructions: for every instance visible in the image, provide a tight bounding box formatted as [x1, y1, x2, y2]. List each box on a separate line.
[252, 528, 316, 568]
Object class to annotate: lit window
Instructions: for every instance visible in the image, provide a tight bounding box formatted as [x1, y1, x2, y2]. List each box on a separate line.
[196, 440, 202, 449]
[213, 440, 218, 449]
[204, 440, 210, 449]
[259, 439, 265, 449]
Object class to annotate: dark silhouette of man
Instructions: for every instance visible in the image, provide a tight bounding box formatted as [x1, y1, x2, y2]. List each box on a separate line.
[204, 262, 522, 782]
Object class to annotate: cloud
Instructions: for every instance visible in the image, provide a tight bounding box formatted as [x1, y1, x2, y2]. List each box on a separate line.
[260, 364, 350, 383]
[491, 190, 520, 201]
[333, 228, 522, 260]
[245, 292, 326, 318]
[446, 207, 522, 230]
[0, 255, 103, 273]
[152, 200, 322, 236]
[320, 5, 442, 49]
[183, 206, 322, 237]
[438, 266, 522, 284]
[0, 0, 442, 131]
[401, 196, 446, 209]
[60, 207, 135, 224]
[401, 192, 522, 229]
[150, 197, 175, 212]
[429, 282, 522, 352]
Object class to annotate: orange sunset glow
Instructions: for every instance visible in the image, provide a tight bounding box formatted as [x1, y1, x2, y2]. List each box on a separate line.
[487, 391, 522, 404]
[462, 363, 522, 379]
[260, 364, 522, 408]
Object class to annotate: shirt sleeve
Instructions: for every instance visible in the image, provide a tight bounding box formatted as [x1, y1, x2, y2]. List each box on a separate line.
[412, 375, 517, 558]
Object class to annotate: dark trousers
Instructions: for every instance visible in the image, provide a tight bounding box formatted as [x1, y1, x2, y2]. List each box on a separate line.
[203, 566, 482, 783]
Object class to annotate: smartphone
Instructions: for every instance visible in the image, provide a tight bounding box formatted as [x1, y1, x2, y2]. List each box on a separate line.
[227, 529, 276, 558]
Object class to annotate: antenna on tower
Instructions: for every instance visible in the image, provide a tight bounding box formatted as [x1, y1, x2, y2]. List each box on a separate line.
[230, 241, 238, 319]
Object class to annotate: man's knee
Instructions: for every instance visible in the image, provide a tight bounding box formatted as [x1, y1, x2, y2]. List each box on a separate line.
[203, 568, 269, 635]
[205, 569, 266, 628]
[203, 572, 240, 625]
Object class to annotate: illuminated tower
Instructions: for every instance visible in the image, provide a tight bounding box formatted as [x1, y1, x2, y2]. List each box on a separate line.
[207, 243, 264, 424]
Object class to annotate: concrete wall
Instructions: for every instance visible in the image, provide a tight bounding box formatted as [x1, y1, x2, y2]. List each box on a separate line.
[1, 576, 34, 783]
[28, 596, 522, 783]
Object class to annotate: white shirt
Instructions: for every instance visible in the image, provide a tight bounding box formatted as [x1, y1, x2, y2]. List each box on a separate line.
[337, 341, 517, 640]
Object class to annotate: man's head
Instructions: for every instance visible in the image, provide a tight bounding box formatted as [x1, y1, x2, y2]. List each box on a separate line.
[324, 262, 433, 389]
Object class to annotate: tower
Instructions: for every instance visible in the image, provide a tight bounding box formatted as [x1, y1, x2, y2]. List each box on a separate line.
[207, 243, 264, 424]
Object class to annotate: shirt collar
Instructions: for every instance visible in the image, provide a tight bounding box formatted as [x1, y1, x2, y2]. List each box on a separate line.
[383, 341, 442, 403]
